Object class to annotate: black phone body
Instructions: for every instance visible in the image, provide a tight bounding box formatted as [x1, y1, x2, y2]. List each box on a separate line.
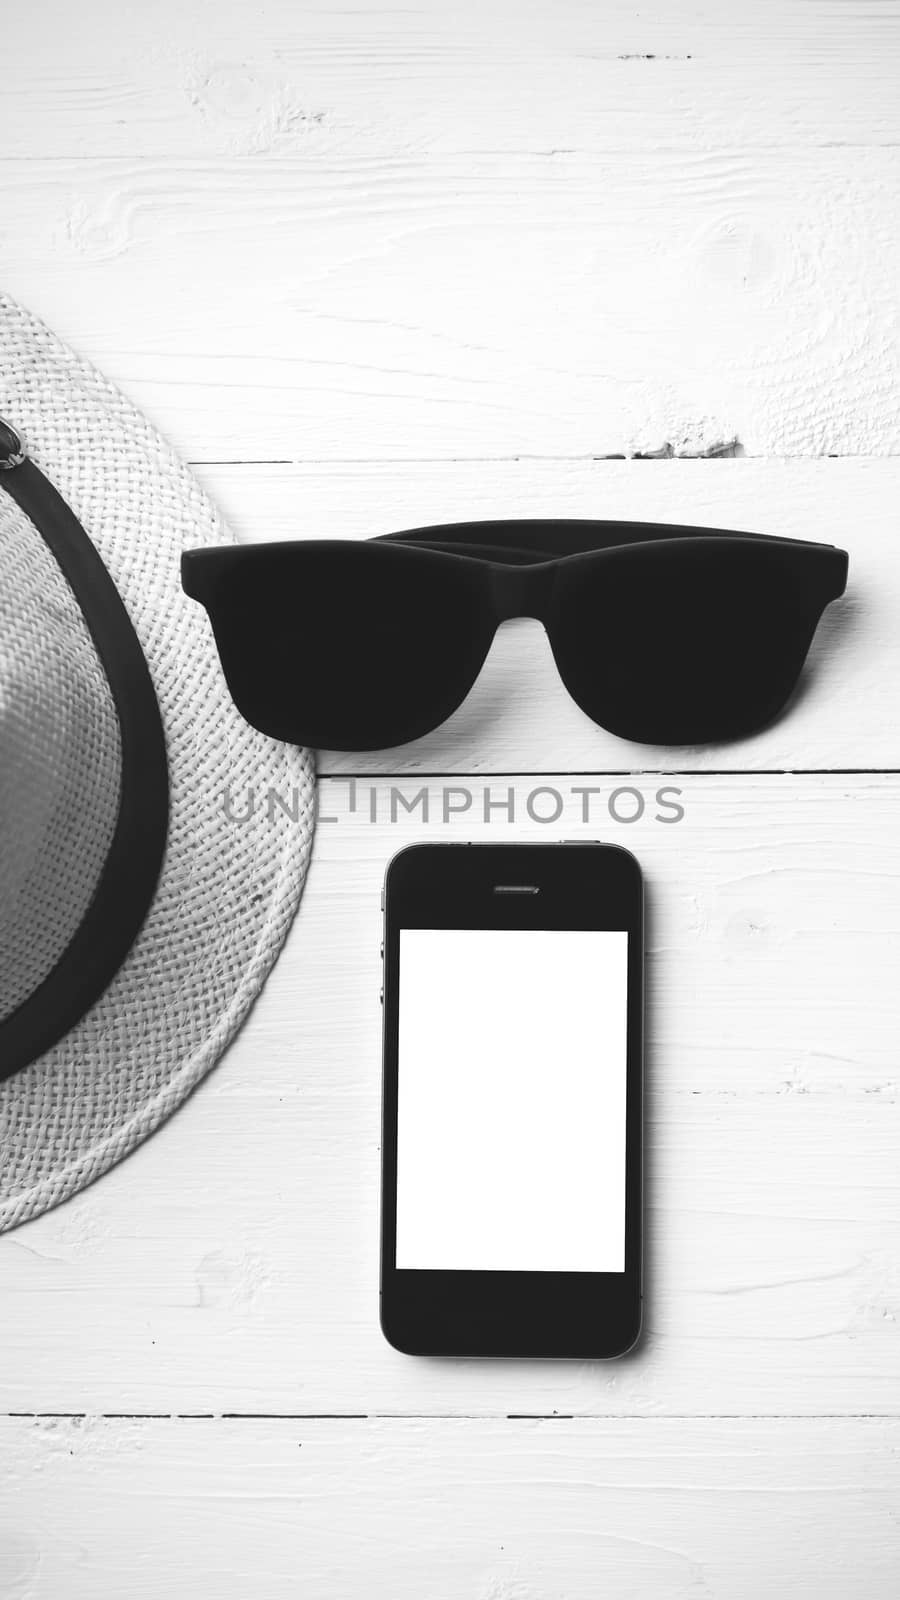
[380, 841, 643, 1359]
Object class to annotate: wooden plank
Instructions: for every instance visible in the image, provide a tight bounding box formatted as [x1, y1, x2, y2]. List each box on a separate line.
[5, 0, 900, 156]
[1, 145, 898, 460]
[1, 1416, 898, 1598]
[186, 458, 897, 774]
[1, 776, 898, 1417]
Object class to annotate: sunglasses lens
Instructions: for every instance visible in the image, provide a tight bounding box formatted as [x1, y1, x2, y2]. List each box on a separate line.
[184, 541, 491, 750]
[551, 539, 833, 745]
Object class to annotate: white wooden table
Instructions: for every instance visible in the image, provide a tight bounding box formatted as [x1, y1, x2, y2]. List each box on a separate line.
[3, 3, 900, 1593]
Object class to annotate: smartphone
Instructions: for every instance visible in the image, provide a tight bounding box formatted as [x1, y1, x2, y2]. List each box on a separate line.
[380, 841, 643, 1358]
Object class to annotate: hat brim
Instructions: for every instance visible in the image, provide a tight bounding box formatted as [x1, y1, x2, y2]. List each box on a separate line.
[0, 293, 315, 1231]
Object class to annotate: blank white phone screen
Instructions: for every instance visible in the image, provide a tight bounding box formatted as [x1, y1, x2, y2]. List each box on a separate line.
[396, 928, 628, 1272]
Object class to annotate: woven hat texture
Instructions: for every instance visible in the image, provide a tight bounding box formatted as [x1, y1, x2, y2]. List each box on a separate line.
[1, 496, 121, 1017]
[0, 292, 315, 1230]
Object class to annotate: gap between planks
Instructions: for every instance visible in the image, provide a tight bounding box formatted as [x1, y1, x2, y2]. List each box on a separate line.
[186, 455, 879, 467]
[4, 1411, 894, 1421]
[317, 769, 900, 777]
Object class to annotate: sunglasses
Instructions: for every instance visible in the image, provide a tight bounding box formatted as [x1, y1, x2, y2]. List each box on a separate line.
[181, 520, 848, 751]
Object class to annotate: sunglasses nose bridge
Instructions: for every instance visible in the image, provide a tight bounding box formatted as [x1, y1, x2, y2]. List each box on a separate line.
[490, 563, 556, 624]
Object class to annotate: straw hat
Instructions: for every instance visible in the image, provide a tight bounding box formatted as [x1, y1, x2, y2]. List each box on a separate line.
[0, 293, 315, 1230]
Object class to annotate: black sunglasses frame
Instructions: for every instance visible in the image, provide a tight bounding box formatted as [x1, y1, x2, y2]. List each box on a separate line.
[371, 516, 846, 614]
[182, 519, 848, 752]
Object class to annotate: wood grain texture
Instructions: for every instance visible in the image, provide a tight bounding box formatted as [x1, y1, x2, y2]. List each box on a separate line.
[3, 1, 899, 462]
[1, 777, 897, 1417]
[2, 1417, 898, 1599]
[1, 144, 897, 461]
[190, 457, 895, 774]
[6, 0, 900, 157]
